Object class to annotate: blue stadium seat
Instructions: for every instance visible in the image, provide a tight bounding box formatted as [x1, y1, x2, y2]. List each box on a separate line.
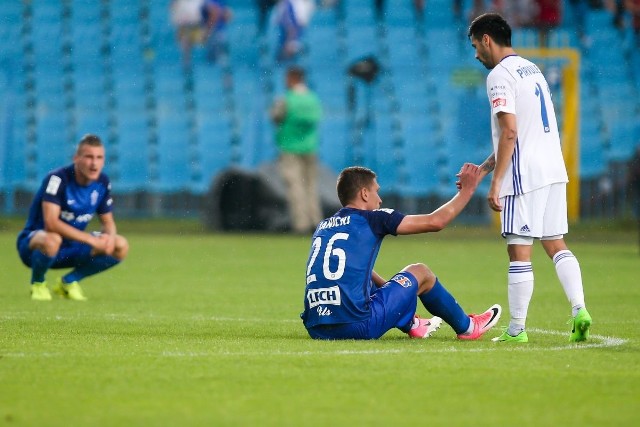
[76, 112, 109, 141]
[232, 66, 261, 114]
[344, 26, 378, 63]
[318, 114, 350, 173]
[424, 0, 455, 28]
[155, 116, 191, 191]
[32, 21, 63, 62]
[392, 72, 428, 114]
[111, 0, 141, 24]
[228, 22, 260, 64]
[113, 75, 147, 112]
[580, 135, 606, 178]
[608, 122, 639, 161]
[312, 71, 348, 111]
[4, 108, 28, 185]
[35, 112, 72, 174]
[425, 29, 462, 71]
[115, 116, 150, 192]
[74, 65, 106, 110]
[32, 2, 61, 23]
[198, 118, 238, 178]
[0, 18, 22, 61]
[306, 26, 341, 64]
[369, 114, 402, 189]
[312, 7, 337, 28]
[344, 4, 376, 28]
[400, 116, 441, 196]
[384, 4, 414, 26]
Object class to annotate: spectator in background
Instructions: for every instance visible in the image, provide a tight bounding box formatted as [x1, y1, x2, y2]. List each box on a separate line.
[494, 0, 537, 28]
[609, 0, 626, 30]
[256, 0, 278, 34]
[534, 0, 562, 47]
[567, 0, 590, 47]
[170, 0, 206, 65]
[274, 0, 315, 61]
[270, 66, 323, 234]
[201, 0, 232, 63]
[628, 144, 640, 218]
[16, 134, 129, 301]
[625, 0, 640, 47]
[468, 0, 492, 22]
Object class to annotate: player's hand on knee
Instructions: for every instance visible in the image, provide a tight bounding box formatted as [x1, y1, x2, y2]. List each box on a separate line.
[113, 235, 129, 260]
[90, 233, 111, 255]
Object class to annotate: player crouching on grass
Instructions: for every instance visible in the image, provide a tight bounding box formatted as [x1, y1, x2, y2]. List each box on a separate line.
[301, 164, 502, 340]
[16, 134, 129, 301]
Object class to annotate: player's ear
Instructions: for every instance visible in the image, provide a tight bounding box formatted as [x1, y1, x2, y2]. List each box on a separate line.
[360, 186, 369, 202]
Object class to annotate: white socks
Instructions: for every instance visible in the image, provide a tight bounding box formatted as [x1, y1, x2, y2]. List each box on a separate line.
[507, 261, 534, 336]
[553, 250, 586, 316]
[504, 251, 586, 335]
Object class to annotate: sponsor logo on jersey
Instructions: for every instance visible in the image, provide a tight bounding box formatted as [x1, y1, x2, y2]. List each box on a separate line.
[90, 190, 99, 206]
[391, 274, 413, 288]
[307, 286, 341, 308]
[60, 211, 94, 224]
[492, 98, 507, 108]
[374, 208, 395, 214]
[45, 175, 62, 195]
[520, 224, 531, 233]
[317, 306, 332, 316]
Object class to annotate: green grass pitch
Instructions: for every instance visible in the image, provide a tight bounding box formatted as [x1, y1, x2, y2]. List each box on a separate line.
[1, 220, 639, 426]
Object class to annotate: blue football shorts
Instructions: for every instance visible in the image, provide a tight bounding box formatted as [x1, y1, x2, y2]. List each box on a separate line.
[306, 271, 419, 340]
[17, 229, 94, 269]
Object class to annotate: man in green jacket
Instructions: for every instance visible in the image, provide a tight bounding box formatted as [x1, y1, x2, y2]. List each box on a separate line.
[270, 66, 323, 234]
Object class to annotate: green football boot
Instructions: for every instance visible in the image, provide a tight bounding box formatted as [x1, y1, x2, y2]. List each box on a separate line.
[30, 282, 52, 301]
[53, 278, 87, 301]
[492, 327, 529, 343]
[569, 308, 592, 342]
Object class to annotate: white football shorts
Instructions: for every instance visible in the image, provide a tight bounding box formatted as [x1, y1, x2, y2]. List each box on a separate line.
[500, 182, 568, 241]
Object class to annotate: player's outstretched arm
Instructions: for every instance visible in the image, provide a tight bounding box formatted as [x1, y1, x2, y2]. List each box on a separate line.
[397, 163, 482, 235]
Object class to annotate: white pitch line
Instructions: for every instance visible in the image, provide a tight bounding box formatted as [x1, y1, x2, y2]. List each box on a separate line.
[159, 328, 629, 358]
[1, 313, 629, 359]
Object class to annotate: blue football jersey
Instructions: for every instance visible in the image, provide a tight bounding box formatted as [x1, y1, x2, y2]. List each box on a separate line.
[301, 207, 405, 328]
[22, 164, 113, 234]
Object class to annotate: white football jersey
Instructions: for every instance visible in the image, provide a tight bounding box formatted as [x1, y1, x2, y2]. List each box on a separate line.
[486, 55, 568, 197]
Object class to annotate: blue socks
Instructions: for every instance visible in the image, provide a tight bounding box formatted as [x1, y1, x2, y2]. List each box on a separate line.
[31, 250, 55, 283]
[63, 256, 120, 283]
[419, 278, 471, 334]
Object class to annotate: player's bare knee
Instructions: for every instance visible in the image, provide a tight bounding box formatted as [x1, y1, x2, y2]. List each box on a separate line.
[33, 231, 62, 256]
[541, 238, 568, 259]
[404, 263, 435, 290]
